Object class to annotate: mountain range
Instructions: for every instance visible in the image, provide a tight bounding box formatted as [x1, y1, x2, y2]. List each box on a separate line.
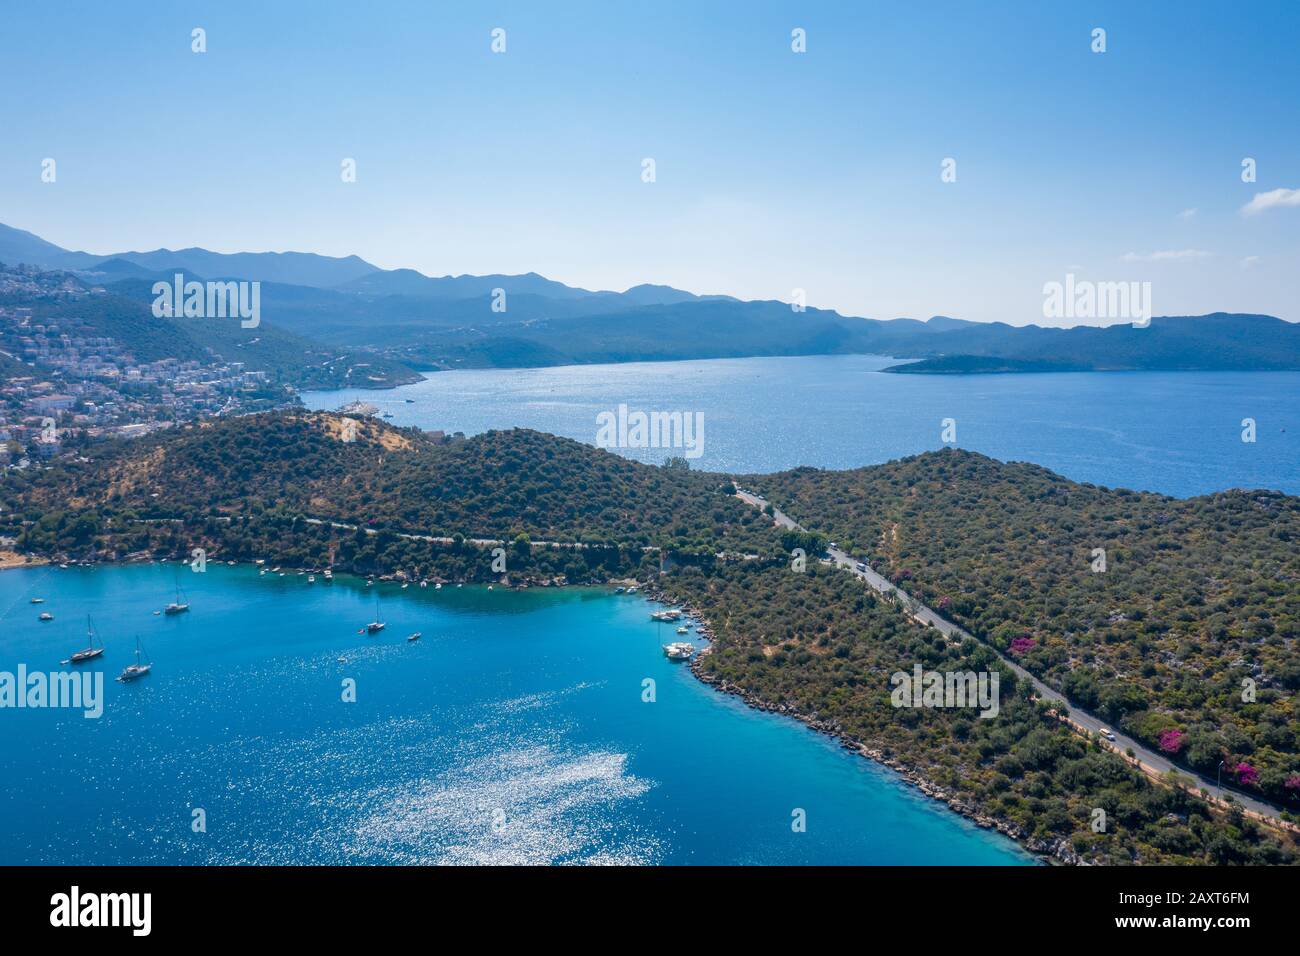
[3, 221, 1298, 379]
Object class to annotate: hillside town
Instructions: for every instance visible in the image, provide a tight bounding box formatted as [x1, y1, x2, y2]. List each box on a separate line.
[0, 283, 290, 469]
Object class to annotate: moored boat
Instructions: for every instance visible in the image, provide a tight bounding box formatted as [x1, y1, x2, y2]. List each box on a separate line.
[164, 573, 190, 615]
[117, 637, 152, 682]
[68, 616, 105, 664]
[366, 594, 385, 633]
[663, 641, 695, 660]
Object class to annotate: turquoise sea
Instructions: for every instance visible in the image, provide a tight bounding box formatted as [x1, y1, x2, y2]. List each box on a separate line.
[0, 564, 1032, 865]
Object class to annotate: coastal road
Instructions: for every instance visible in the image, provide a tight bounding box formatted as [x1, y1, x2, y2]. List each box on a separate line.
[733, 487, 1290, 823]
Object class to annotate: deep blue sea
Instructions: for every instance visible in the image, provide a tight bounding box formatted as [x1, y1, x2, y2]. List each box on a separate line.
[0, 564, 1031, 865]
[304, 355, 1300, 497]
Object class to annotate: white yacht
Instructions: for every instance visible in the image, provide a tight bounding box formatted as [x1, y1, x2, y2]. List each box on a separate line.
[663, 642, 695, 660]
[68, 616, 105, 664]
[117, 638, 152, 682]
[366, 595, 385, 633]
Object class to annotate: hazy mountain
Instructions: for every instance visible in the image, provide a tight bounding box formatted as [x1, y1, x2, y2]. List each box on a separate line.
[6, 222, 1298, 377]
[334, 269, 595, 299]
[0, 223, 99, 271]
[883, 313, 1300, 373]
[0, 223, 380, 288]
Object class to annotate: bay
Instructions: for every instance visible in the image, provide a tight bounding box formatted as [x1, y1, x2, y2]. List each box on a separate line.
[304, 355, 1300, 497]
[0, 564, 1031, 865]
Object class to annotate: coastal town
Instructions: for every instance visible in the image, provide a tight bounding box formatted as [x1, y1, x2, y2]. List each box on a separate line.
[0, 263, 292, 470]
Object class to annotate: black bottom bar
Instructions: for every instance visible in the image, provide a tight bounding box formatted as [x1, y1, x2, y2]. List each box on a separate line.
[0, 865, 1279, 941]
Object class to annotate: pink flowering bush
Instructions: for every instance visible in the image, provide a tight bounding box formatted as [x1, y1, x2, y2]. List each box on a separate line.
[1009, 636, 1036, 656]
[1158, 729, 1185, 754]
[1235, 763, 1258, 787]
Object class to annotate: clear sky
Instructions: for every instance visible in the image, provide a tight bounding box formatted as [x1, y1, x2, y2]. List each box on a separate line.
[1, 1, 1296, 323]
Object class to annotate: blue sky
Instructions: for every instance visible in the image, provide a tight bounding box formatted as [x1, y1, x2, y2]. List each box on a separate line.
[1, 1, 1297, 323]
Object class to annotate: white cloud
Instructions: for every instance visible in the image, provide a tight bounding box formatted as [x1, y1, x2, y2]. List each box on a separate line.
[1177, 208, 1197, 219]
[1241, 187, 1300, 216]
[1240, 255, 1261, 269]
[1120, 249, 1212, 262]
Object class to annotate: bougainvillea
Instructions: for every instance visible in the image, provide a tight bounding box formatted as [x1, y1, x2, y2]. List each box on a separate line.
[1158, 729, 1185, 754]
[1009, 636, 1037, 656]
[1235, 763, 1259, 787]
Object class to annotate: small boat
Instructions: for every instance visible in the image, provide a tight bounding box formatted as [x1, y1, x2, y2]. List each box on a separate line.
[614, 587, 625, 594]
[456, 583, 462, 588]
[68, 616, 105, 664]
[164, 573, 190, 615]
[435, 582, 442, 590]
[663, 642, 695, 660]
[255, 559, 265, 565]
[260, 567, 268, 575]
[323, 570, 333, 581]
[676, 625, 689, 634]
[419, 580, 428, 588]
[308, 575, 316, 583]
[270, 567, 281, 573]
[627, 586, 638, 594]
[30, 597, 45, 604]
[366, 595, 385, 634]
[404, 398, 415, 403]
[39, 611, 54, 621]
[337, 656, 346, 663]
[407, 632, 421, 642]
[487, 585, 493, 591]
[401, 583, 409, 589]
[117, 637, 152, 682]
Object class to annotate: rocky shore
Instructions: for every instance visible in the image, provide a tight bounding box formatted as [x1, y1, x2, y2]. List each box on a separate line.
[644, 580, 1082, 866]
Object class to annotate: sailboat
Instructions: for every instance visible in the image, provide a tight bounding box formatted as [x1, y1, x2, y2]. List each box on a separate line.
[164, 572, 190, 615]
[68, 616, 105, 664]
[117, 637, 152, 682]
[366, 594, 385, 633]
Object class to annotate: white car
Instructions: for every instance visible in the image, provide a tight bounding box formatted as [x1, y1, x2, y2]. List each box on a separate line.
[1099, 728, 1116, 741]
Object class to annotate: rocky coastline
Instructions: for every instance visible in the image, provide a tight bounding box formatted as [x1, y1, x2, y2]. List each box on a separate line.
[643, 580, 1083, 866]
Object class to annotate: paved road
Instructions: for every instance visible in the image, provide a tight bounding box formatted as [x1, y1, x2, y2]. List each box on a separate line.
[734, 487, 1289, 822]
